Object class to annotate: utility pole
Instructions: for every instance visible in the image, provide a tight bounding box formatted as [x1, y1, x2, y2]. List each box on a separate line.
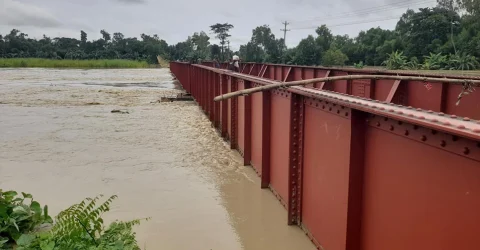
[281, 21, 290, 49]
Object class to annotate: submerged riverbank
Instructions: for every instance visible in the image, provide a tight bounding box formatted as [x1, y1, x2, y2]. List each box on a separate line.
[0, 68, 315, 250]
[0, 58, 151, 68]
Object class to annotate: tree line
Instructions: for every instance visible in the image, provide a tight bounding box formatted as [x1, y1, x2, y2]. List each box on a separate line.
[0, 0, 479, 69]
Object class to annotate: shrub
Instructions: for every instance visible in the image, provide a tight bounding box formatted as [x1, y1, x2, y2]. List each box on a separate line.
[383, 51, 407, 70]
[0, 190, 52, 246]
[0, 191, 148, 250]
[422, 52, 447, 70]
[354, 61, 364, 69]
[447, 52, 479, 70]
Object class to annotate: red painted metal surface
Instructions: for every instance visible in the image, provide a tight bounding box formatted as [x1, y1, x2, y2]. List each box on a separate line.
[287, 93, 304, 225]
[227, 77, 232, 141]
[250, 88, 263, 175]
[302, 99, 352, 250]
[362, 117, 480, 250]
[269, 90, 291, 209]
[237, 80, 245, 156]
[220, 75, 228, 137]
[243, 81, 252, 166]
[170, 62, 480, 250]
[261, 90, 272, 189]
[230, 77, 238, 149]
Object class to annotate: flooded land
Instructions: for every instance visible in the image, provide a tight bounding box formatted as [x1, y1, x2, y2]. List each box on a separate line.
[0, 68, 315, 250]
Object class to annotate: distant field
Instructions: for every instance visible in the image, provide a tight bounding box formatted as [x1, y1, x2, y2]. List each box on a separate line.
[0, 58, 150, 68]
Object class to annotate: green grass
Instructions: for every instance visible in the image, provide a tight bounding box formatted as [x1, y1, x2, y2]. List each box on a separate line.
[0, 58, 150, 68]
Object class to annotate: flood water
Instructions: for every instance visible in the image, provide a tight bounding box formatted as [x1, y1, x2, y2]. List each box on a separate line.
[0, 68, 315, 250]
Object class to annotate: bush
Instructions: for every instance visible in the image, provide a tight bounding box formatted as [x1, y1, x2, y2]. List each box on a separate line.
[0, 191, 147, 250]
[383, 51, 407, 70]
[0, 190, 52, 245]
[422, 52, 447, 70]
[407, 57, 420, 70]
[354, 61, 364, 69]
[447, 52, 479, 70]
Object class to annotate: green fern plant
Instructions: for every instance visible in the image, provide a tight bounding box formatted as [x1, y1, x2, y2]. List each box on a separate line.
[15, 195, 149, 250]
[51, 195, 117, 246]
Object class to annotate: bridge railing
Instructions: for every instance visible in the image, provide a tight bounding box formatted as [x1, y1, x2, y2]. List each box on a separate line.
[170, 62, 480, 250]
[198, 61, 480, 119]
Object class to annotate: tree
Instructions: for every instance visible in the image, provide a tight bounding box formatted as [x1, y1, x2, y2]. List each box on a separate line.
[322, 48, 349, 66]
[438, 0, 480, 14]
[191, 31, 210, 59]
[396, 7, 460, 59]
[80, 31, 87, 45]
[242, 25, 284, 63]
[209, 23, 234, 61]
[2, 8, 480, 69]
[315, 25, 333, 52]
[460, 0, 480, 14]
[294, 35, 320, 65]
[100, 30, 111, 42]
[210, 44, 221, 59]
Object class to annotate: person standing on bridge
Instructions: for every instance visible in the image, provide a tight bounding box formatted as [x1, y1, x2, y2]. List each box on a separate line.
[228, 55, 240, 72]
[213, 57, 220, 68]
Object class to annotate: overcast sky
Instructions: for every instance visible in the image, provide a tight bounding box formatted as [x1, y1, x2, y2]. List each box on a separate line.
[0, 0, 436, 51]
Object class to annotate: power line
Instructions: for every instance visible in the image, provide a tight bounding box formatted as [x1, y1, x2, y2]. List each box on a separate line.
[290, 0, 433, 23]
[290, 10, 438, 31]
[288, 0, 435, 25]
[290, 16, 402, 31]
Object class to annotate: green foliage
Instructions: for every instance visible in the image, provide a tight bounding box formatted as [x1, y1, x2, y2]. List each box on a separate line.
[1, 5, 479, 68]
[422, 52, 448, 70]
[407, 57, 421, 70]
[238, 25, 284, 63]
[294, 35, 320, 66]
[0, 29, 168, 64]
[315, 25, 333, 54]
[1, 192, 147, 250]
[447, 52, 479, 70]
[354, 61, 364, 69]
[383, 51, 408, 70]
[0, 58, 148, 68]
[0, 190, 52, 247]
[51, 195, 118, 246]
[322, 48, 349, 66]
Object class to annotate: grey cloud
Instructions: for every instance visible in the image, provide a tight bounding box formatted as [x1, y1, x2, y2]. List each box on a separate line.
[0, 0, 61, 28]
[115, 0, 147, 4]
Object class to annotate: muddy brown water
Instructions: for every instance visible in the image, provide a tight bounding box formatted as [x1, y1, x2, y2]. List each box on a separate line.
[0, 68, 315, 250]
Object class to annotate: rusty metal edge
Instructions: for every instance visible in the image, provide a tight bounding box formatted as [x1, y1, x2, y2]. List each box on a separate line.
[197, 61, 480, 80]
[192, 64, 480, 141]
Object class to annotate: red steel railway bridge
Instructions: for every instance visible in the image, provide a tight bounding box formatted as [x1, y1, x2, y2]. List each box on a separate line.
[170, 61, 480, 250]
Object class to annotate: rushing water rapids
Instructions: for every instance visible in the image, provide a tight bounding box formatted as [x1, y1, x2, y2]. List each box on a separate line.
[0, 68, 315, 250]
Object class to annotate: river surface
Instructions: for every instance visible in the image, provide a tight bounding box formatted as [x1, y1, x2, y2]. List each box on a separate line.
[0, 68, 315, 250]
